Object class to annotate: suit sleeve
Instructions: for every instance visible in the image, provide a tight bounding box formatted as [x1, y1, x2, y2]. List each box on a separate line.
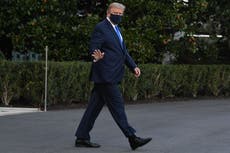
[125, 50, 137, 73]
[89, 25, 104, 55]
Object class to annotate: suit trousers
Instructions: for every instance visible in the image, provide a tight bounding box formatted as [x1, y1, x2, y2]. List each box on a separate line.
[75, 83, 136, 140]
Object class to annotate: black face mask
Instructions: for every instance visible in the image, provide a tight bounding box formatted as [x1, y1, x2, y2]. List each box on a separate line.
[110, 14, 122, 25]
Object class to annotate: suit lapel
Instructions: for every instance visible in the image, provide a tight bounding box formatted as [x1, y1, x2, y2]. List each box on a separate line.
[104, 19, 124, 52]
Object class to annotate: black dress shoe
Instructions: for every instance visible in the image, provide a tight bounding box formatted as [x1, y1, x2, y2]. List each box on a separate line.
[75, 139, 101, 148]
[128, 136, 152, 150]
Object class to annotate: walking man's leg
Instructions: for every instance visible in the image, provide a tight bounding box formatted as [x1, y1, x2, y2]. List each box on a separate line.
[103, 84, 152, 150]
[103, 84, 135, 137]
[75, 85, 105, 148]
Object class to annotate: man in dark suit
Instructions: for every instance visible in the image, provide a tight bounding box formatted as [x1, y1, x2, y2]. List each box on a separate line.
[75, 2, 152, 150]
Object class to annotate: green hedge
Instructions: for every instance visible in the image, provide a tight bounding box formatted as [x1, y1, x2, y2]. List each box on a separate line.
[0, 61, 229, 107]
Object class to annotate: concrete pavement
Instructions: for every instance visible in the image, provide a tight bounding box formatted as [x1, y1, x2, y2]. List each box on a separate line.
[0, 98, 230, 153]
[0, 107, 40, 116]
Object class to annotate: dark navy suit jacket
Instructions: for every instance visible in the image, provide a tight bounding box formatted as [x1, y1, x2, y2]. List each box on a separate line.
[89, 19, 137, 84]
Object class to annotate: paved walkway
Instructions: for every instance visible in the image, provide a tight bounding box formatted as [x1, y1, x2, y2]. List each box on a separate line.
[0, 98, 230, 153]
[0, 107, 40, 116]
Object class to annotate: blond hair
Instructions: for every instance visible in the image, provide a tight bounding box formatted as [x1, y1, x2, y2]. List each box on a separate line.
[107, 2, 126, 14]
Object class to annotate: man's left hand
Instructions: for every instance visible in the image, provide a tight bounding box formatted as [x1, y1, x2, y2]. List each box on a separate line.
[134, 67, 141, 78]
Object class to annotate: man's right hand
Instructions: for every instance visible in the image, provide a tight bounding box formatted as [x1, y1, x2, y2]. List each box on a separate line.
[92, 49, 104, 62]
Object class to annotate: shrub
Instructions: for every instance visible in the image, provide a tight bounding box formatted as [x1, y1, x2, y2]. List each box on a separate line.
[0, 51, 5, 60]
[1, 61, 229, 107]
[1, 0, 229, 64]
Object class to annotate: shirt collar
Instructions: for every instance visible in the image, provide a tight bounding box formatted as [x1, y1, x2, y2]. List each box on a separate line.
[106, 17, 116, 29]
